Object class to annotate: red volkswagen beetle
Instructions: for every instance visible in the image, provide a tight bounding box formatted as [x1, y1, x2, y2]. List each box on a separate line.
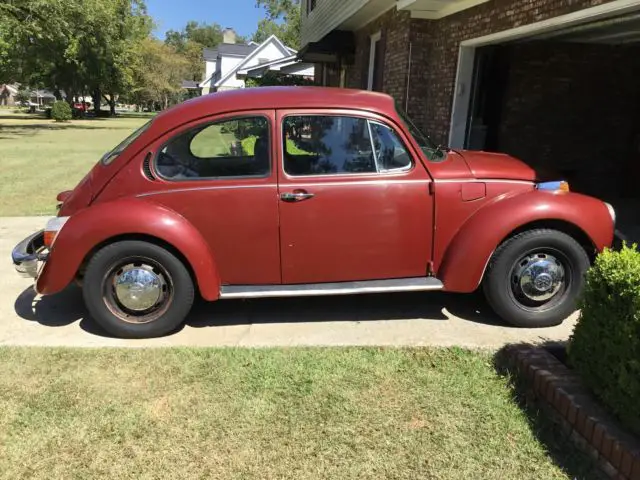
[12, 87, 616, 338]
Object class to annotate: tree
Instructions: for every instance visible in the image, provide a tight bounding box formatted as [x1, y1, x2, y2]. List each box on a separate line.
[128, 38, 188, 111]
[253, 0, 300, 48]
[165, 21, 248, 83]
[0, 0, 152, 115]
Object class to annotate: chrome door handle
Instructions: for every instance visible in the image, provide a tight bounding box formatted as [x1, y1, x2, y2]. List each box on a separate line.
[280, 191, 315, 202]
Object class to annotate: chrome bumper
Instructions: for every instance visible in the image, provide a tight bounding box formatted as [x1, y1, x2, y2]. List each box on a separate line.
[12, 230, 48, 278]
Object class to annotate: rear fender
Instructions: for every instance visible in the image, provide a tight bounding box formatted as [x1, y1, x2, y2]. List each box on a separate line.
[437, 191, 614, 293]
[36, 198, 221, 300]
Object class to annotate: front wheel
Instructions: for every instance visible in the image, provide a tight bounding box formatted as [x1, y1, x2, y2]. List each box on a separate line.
[82, 241, 195, 338]
[483, 229, 590, 328]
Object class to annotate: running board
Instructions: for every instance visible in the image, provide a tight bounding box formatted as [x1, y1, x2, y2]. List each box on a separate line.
[219, 277, 444, 299]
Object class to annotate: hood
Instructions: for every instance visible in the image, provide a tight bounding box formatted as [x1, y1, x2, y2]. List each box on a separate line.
[459, 150, 536, 182]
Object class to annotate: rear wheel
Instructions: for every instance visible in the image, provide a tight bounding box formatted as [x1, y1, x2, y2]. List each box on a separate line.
[82, 241, 194, 338]
[483, 229, 590, 328]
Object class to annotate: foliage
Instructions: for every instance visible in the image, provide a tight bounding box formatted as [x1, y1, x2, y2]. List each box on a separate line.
[569, 244, 640, 435]
[0, 0, 152, 114]
[246, 71, 314, 88]
[15, 87, 30, 105]
[127, 38, 189, 111]
[50, 100, 72, 122]
[165, 21, 247, 82]
[253, 0, 301, 48]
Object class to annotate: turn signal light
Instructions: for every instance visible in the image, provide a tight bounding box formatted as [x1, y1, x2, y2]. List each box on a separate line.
[536, 181, 570, 193]
[44, 216, 69, 248]
[43, 231, 57, 248]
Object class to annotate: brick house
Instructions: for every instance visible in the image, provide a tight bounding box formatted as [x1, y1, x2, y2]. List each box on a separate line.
[299, 0, 640, 211]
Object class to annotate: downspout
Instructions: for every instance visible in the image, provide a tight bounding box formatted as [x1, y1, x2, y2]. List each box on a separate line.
[405, 42, 412, 112]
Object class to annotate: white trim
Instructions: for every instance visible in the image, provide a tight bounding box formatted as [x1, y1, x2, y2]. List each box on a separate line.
[350, 2, 397, 30]
[448, 46, 475, 149]
[396, 0, 416, 9]
[367, 31, 381, 91]
[239, 54, 298, 75]
[213, 35, 293, 88]
[408, 0, 490, 19]
[449, 0, 640, 148]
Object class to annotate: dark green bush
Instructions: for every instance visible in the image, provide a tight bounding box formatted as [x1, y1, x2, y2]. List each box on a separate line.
[569, 244, 640, 435]
[51, 101, 72, 122]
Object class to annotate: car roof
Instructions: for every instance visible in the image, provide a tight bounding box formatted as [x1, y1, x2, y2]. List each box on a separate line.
[155, 87, 397, 127]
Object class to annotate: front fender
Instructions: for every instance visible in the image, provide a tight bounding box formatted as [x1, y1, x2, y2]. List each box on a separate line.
[438, 191, 614, 293]
[36, 198, 221, 300]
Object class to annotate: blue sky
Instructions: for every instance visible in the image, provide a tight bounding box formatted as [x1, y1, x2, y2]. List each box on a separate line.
[146, 0, 266, 40]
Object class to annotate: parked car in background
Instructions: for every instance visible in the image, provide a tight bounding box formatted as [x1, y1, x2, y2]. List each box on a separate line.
[12, 87, 616, 338]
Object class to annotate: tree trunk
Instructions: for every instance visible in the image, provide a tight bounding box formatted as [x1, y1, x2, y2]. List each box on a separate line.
[103, 93, 116, 116]
[92, 89, 102, 114]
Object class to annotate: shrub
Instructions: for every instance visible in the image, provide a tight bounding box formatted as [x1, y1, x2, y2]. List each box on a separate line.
[569, 244, 640, 435]
[51, 101, 72, 122]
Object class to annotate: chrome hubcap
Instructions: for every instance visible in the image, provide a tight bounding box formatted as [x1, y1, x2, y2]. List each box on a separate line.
[113, 264, 166, 312]
[512, 253, 565, 302]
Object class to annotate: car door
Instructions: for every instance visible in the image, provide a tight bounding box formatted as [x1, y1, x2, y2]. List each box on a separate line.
[143, 110, 281, 285]
[277, 109, 434, 284]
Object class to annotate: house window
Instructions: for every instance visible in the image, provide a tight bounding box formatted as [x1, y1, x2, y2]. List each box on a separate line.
[367, 31, 383, 91]
[307, 0, 316, 16]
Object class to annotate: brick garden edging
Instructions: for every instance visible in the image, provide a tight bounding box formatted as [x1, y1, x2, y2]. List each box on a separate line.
[501, 344, 640, 480]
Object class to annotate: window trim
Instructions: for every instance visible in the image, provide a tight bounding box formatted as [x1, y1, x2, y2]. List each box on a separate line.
[153, 114, 272, 182]
[281, 113, 414, 179]
[369, 120, 414, 174]
[367, 31, 381, 91]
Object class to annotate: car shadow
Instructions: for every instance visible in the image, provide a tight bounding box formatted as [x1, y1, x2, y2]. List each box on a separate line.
[14, 285, 504, 339]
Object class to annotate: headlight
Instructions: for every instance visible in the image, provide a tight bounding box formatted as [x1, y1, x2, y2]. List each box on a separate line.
[44, 216, 69, 248]
[536, 181, 570, 192]
[604, 202, 616, 225]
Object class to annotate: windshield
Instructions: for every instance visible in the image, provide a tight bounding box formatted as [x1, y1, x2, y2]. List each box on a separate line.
[101, 119, 153, 165]
[395, 107, 446, 162]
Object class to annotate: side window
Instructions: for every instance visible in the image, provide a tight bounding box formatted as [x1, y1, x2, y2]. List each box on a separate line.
[369, 121, 413, 172]
[155, 116, 270, 180]
[283, 115, 376, 176]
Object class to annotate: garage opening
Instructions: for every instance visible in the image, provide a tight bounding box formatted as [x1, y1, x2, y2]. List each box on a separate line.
[459, 12, 640, 243]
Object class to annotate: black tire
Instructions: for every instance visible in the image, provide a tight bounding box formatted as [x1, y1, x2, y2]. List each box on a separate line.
[82, 241, 194, 338]
[483, 229, 590, 328]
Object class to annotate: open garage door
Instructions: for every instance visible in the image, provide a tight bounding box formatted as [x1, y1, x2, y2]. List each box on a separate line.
[453, 9, 640, 243]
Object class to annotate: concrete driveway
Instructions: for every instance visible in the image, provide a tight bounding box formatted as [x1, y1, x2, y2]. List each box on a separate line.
[1, 216, 578, 348]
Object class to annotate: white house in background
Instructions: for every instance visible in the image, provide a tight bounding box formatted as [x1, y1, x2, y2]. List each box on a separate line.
[199, 29, 313, 94]
[239, 55, 315, 80]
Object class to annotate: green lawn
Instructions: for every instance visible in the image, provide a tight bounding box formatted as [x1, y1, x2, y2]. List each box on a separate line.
[0, 112, 149, 216]
[0, 347, 598, 479]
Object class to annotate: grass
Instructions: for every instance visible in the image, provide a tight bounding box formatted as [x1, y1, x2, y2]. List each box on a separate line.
[0, 112, 149, 216]
[0, 347, 599, 479]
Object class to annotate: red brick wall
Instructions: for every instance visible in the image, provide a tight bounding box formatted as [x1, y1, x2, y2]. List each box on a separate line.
[498, 42, 640, 197]
[336, 0, 620, 143]
[346, 8, 412, 95]
[423, 0, 618, 144]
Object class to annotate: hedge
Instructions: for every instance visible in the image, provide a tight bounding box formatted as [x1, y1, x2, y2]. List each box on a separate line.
[51, 101, 72, 122]
[569, 244, 640, 435]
